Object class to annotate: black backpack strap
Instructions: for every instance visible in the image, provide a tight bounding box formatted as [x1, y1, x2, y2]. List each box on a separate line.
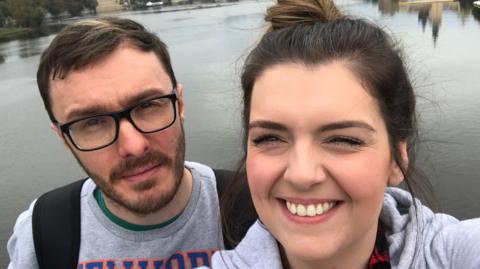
[32, 178, 87, 269]
[31, 169, 251, 267]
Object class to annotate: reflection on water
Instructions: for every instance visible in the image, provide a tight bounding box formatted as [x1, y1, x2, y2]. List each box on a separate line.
[0, 35, 55, 65]
[0, 45, 7, 64]
[0, 24, 64, 64]
[369, 0, 480, 43]
[413, 1, 457, 43]
[18, 39, 43, 58]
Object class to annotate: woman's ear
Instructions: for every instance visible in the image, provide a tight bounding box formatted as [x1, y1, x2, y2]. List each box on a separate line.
[388, 141, 408, 186]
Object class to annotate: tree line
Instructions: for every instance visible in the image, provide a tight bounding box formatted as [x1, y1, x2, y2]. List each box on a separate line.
[0, 0, 98, 28]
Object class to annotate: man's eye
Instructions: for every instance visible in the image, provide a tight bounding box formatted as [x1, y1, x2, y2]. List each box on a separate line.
[138, 101, 155, 110]
[83, 118, 101, 127]
[76, 117, 109, 131]
[137, 99, 167, 112]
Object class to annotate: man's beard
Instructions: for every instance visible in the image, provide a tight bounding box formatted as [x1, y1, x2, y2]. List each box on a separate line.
[71, 127, 186, 216]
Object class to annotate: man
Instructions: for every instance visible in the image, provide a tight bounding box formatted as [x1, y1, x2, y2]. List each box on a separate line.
[7, 17, 223, 269]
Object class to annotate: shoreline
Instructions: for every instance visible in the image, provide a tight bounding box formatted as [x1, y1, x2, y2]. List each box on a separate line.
[56, 1, 243, 22]
[0, 1, 243, 43]
[0, 28, 34, 42]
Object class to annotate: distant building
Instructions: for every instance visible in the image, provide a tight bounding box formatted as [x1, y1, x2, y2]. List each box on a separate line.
[97, 0, 124, 13]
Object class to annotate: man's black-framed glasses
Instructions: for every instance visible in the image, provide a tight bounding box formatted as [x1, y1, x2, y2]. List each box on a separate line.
[59, 90, 178, 151]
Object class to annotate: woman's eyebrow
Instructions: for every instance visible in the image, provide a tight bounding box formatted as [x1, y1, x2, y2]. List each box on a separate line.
[318, 121, 376, 133]
[248, 120, 376, 133]
[249, 120, 288, 131]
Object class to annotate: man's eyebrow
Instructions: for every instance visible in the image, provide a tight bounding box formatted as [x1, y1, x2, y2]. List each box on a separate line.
[248, 120, 376, 133]
[120, 88, 171, 107]
[65, 104, 110, 122]
[65, 88, 170, 122]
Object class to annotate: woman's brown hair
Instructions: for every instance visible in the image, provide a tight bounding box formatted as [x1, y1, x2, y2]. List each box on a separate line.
[221, 0, 434, 257]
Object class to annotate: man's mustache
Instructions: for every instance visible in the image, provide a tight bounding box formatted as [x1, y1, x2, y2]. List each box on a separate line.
[110, 150, 170, 181]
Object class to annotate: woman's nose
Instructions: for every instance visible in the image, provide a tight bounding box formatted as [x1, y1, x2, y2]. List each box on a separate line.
[283, 142, 327, 190]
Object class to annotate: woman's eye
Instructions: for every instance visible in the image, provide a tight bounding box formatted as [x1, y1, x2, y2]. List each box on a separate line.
[327, 136, 364, 147]
[252, 135, 282, 146]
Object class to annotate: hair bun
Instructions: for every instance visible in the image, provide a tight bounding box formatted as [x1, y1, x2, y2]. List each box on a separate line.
[265, 0, 344, 31]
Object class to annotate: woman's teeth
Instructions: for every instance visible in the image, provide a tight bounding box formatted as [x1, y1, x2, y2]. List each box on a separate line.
[286, 201, 337, 217]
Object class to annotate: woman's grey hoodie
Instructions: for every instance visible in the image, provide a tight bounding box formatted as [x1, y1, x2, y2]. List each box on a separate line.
[204, 187, 480, 269]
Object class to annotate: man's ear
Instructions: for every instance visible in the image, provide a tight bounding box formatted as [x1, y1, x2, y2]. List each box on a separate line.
[176, 83, 185, 121]
[388, 141, 408, 186]
[50, 122, 70, 149]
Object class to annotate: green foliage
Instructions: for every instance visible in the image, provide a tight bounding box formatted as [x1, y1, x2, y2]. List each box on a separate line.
[6, 0, 44, 27]
[1, 0, 102, 25]
[65, 0, 83, 16]
[0, 1, 10, 16]
[28, 6, 44, 26]
[131, 0, 155, 8]
[41, 0, 65, 17]
[0, 1, 10, 27]
[83, 0, 98, 13]
[473, 7, 480, 22]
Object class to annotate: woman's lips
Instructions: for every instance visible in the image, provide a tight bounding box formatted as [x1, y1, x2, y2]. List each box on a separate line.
[279, 198, 342, 224]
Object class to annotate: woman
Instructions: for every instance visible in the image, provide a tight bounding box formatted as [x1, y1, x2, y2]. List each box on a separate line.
[205, 0, 480, 268]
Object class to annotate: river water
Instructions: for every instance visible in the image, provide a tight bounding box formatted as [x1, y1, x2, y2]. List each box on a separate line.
[0, 0, 479, 266]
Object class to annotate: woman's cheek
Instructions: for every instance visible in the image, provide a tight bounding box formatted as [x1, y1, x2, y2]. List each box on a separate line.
[246, 152, 280, 201]
[332, 153, 390, 201]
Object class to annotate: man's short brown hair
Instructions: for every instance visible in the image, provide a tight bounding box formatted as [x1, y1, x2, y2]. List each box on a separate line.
[37, 17, 177, 122]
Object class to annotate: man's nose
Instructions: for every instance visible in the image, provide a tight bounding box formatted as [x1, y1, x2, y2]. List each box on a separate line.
[116, 119, 149, 158]
[283, 142, 328, 190]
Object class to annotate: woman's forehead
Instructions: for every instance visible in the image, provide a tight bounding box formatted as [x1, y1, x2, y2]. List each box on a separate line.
[250, 62, 383, 124]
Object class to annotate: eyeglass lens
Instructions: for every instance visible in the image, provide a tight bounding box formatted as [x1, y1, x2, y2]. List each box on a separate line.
[67, 97, 175, 150]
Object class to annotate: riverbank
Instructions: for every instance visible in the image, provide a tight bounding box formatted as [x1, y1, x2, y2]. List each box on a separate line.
[0, 23, 70, 43]
[0, 27, 34, 42]
[62, 1, 241, 22]
[0, 1, 240, 43]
